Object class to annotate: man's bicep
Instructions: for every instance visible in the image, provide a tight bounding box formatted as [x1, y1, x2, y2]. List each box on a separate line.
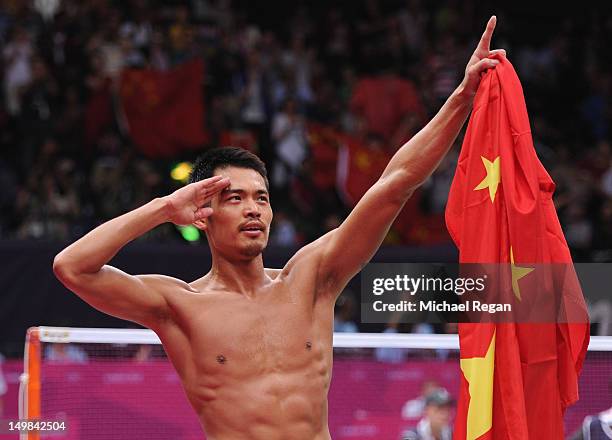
[58, 265, 176, 328]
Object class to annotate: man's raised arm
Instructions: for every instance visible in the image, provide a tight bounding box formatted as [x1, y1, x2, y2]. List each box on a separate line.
[316, 16, 504, 293]
[52, 175, 229, 329]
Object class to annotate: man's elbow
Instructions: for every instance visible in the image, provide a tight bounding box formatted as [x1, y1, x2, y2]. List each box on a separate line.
[383, 169, 418, 202]
[53, 254, 79, 286]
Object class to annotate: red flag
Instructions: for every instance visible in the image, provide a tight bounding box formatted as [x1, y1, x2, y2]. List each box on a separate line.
[119, 59, 207, 158]
[336, 135, 390, 206]
[219, 129, 257, 152]
[306, 122, 340, 192]
[336, 132, 449, 245]
[445, 56, 589, 439]
[84, 76, 113, 148]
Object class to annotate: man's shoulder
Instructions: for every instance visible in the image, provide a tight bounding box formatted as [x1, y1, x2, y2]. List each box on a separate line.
[279, 231, 333, 274]
[261, 235, 337, 300]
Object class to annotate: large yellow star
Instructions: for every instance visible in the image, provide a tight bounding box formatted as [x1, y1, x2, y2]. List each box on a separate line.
[474, 156, 501, 203]
[510, 246, 534, 301]
[460, 331, 495, 440]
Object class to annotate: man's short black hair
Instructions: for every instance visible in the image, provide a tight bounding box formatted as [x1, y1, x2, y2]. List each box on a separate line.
[189, 146, 269, 189]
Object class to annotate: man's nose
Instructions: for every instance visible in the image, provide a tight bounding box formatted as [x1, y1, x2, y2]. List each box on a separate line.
[244, 199, 261, 217]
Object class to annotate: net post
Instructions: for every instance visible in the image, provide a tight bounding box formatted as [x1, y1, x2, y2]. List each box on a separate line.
[24, 327, 41, 440]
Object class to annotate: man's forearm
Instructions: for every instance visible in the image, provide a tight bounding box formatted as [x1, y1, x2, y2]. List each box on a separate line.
[54, 198, 170, 274]
[382, 84, 473, 192]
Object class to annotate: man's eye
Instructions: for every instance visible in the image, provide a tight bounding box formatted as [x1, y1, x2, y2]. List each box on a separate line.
[258, 196, 268, 202]
[229, 195, 241, 201]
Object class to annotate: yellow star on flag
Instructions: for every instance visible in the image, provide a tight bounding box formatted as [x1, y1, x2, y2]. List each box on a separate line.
[474, 156, 501, 203]
[460, 331, 495, 440]
[355, 151, 371, 171]
[510, 246, 535, 301]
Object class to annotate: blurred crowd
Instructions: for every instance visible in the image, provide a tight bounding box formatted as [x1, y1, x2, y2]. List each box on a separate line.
[0, 0, 610, 262]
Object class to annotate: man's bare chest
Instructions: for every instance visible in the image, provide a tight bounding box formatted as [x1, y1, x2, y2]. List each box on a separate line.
[167, 288, 333, 376]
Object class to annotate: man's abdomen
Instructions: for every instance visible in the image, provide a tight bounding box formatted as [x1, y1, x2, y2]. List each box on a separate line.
[195, 368, 331, 440]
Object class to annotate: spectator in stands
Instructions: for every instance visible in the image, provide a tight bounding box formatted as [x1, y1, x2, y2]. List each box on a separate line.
[89, 143, 128, 221]
[375, 322, 409, 363]
[270, 210, 299, 247]
[568, 406, 612, 439]
[3, 25, 33, 115]
[0, 0, 608, 265]
[421, 150, 458, 215]
[281, 33, 314, 106]
[168, 5, 194, 64]
[18, 57, 59, 167]
[133, 344, 153, 362]
[401, 380, 441, 420]
[334, 292, 358, 332]
[240, 49, 272, 164]
[44, 343, 88, 363]
[271, 97, 307, 189]
[44, 158, 81, 240]
[564, 204, 594, 258]
[401, 388, 454, 440]
[424, 34, 463, 111]
[132, 343, 167, 362]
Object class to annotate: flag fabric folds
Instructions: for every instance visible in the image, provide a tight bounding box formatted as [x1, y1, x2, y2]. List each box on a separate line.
[119, 59, 207, 158]
[445, 55, 589, 439]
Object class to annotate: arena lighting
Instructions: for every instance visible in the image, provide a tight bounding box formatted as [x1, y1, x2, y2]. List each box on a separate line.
[177, 224, 200, 242]
[170, 162, 199, 242]
[170, 162, 193, 183]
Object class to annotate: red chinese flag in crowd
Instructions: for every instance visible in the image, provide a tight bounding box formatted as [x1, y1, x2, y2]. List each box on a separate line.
[336, 135, 391, 206]
[445, 56, 589, 439]
[307, 122, 340, 192]
[219, 129, 257, 152]
[119, 59, 207, 158]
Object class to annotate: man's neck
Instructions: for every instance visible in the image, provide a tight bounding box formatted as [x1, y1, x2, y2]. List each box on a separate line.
[209, 254, 268, 298]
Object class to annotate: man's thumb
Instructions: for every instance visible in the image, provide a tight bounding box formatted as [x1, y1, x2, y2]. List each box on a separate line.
[195, 207, 213, 219]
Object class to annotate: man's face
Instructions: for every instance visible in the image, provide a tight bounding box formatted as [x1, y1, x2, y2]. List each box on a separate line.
[205, 166, 272, 259]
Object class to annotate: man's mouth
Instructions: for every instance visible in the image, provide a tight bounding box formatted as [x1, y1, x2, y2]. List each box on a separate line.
[240, 223, 265, 237]
[242, 230, 262, 237]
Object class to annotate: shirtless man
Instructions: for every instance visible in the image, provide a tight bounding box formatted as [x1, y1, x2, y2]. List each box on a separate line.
[53, 17, 504, 440]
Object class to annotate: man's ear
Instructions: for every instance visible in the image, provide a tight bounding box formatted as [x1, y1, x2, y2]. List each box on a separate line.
[193, 218, 208, 231]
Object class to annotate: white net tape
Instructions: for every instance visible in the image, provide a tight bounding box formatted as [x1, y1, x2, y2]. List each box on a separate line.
[36, 326, 612, 350]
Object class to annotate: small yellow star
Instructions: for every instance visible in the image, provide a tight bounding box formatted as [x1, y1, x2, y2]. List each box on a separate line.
[510, 246, 535, 301]
[460, 331, 495, 440]
[474, 156, 501, 203]
[355, 151, 371, 171]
